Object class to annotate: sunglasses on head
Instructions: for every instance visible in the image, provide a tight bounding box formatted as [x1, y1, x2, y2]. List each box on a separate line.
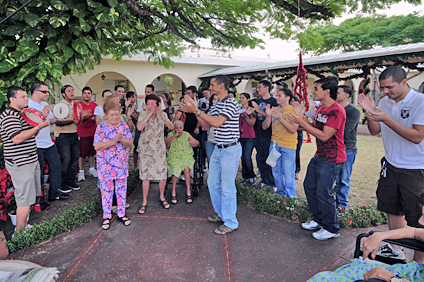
[37, 90, 48, 94]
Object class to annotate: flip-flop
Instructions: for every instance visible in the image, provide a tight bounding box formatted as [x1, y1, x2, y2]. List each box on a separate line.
[118, 215, 131, 226]
[159, 199, 170, 209]
[102, 219, 111, 230]
[170, 195, 178, 205]
[138, 205, 147, 214]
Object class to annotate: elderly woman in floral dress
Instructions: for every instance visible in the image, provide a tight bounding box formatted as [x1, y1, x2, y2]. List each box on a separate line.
[137, 95, 174, 214]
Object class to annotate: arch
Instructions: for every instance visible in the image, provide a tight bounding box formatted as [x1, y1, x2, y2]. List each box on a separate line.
[151, 73, 187, 105]
[84, 72, 136, 105]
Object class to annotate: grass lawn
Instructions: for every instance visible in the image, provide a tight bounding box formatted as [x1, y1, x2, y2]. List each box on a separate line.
[244, 133, 385, 208]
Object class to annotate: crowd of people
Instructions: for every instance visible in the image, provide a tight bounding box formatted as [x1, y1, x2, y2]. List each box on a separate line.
[1, 67, 424, 281]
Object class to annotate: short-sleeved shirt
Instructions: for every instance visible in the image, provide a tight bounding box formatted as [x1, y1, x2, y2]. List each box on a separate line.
[94, 121, 131, 180]
[0, 107, 38, 166]
[208, 95, 239, 145]
[378, 89, 424, 169]
[28, 98, 54, 149]
[271, 106, 297, 150]
[54, 99, 76, 137]
[77, 101, 98, 137]
[314, 102, 346, 163]
[255, 96, 278, 138]
[343, 104, 361, 151]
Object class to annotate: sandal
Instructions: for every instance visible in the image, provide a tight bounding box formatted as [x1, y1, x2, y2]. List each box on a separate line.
[159, 199, 170, 209]
[112, 203, 130, 214]
[118, 215, 131, 226]
[102, 219, 111, 230]
[138, 205, 147, 214]
[170, 195, 178, 205]
[186, 194, 193, 204]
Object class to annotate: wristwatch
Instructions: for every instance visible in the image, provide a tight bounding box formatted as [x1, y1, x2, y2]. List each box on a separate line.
[196, 109, 201, 117]
[390, 275, 403, 282]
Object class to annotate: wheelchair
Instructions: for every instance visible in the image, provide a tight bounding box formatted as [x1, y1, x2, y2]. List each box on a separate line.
[191, 140, 204, 197]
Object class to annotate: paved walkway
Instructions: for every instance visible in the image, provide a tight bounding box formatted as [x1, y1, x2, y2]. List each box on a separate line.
[8, 182, 386, 282]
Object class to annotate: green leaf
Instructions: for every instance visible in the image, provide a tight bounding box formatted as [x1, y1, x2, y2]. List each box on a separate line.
[79, 18, 92, 33]
[62, 46, 74, 59]
[49, 16, 67, 28]
[95, 9, 110, 23]
[3, 25, 22, 36]
[0, 59, 18, 73]
[14, 50, 30, 63]
[36, 68, 48, 81]
[24, 13, 40, 27]
[71, 38, 89, 55]
[51, 0, 69, 10]
[50, 62, 63, 78]
[107, 0, 118, 8]
[16, 61, 37, 82]
[44, 28, 59, 39]
[17, 40, 39, 57]
[87, 0, 101, 8]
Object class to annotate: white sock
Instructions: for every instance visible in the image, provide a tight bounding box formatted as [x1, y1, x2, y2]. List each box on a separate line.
[89, 167, 95, 172]
[79, 170, 84, 173]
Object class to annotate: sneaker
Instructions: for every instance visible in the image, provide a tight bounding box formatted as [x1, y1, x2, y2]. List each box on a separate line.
[88, 169, 98, 178]
[77, 172, 85, 182]
[240, 178, 247, 184]
[376, 244, 406, 261]
[249, 178, 255, 184]
[214, 224, 237, 235]
[208, 214, 223, 223]
[69, 183, 80, 191]
[312, 228, 340, 240]
[301, 220, 322, 230]
[48, 193, 70, 202]
[266, 185, 277, 194]
[58, 187, 72, 194]
[254, 181, 267, 189]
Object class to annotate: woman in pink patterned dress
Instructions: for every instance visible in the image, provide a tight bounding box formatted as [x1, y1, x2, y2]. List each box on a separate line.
[94, 98, 132, 230]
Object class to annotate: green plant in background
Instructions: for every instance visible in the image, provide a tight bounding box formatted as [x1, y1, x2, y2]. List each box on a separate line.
[237, 181, 387, 228]
[163, 75, 174, 95]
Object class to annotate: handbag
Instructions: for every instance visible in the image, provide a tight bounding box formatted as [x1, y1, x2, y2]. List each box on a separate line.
[266, 142, 281, 168]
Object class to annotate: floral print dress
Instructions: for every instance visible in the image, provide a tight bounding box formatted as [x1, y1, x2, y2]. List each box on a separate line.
[167, 131, 195, 177]
[137, 111, 167, 180]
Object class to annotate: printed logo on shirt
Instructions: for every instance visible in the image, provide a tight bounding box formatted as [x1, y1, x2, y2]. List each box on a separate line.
[316, 113, 328, 124]
[258, 102, 267, 120]
[400, 107, 410, 119]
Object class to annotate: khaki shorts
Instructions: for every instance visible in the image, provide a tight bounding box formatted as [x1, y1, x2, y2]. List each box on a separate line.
[377, 158, 424, 228]
[6, 161, 41, 207]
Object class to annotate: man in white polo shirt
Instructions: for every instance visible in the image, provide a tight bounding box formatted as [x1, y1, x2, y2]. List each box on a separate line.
[359, 66, 424, 263]
[28, 82, 70, 206]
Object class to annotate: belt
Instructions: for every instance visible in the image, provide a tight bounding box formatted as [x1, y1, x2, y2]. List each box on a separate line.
[216, 141, 239, 149]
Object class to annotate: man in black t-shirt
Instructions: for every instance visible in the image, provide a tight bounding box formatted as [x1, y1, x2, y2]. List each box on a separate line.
[251, 80, 277, 190]
[174, 86, 199, 136]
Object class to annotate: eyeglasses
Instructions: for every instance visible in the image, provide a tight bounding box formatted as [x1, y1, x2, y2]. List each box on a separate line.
[37, 90, 49, 94]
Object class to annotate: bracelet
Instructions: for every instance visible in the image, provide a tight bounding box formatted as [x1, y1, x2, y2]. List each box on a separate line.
[35, 126, 40, 133]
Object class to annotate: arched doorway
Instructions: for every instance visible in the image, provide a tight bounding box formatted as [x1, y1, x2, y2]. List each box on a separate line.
[151, 73, 186, 106]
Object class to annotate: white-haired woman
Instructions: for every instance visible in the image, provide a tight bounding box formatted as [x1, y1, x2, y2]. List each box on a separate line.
[165, 120, 199, 204]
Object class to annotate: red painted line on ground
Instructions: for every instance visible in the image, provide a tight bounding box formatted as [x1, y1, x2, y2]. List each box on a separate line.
[222, 235, 235, 282]
[129, 213, 207, 221]
[59, 223, 110, 282]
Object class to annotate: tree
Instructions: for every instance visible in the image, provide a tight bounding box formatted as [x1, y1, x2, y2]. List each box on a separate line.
[295, 13, 424, 55]
[0, 0, 421, 109]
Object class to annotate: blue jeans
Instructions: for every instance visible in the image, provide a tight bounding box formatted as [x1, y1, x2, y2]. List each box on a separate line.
[255, 135, 274, 186]
[204, 141, 215, 166]
[270, 142, 296, 198]
[240, 138, 255, 179]
[56, 133, 80, 187]
[207, 143, 242, 229]
[303, 156, 342, 234]
[335, 150, 357, 208]
[37, 145, 62, 199]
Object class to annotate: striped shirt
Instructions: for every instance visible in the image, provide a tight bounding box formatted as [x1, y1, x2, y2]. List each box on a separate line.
[208, 96, 239, 145]
[0, 107, 38, 166]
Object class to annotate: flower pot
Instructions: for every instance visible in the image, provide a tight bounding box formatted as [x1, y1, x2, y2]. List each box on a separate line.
[8, 212, 30, 226]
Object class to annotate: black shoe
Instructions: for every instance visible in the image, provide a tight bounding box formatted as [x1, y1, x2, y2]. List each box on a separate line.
[58, 187, 72, 194]
[68, 183, 80, 191]
[48, 194, 70, 202]
[40, 202, 51, 211]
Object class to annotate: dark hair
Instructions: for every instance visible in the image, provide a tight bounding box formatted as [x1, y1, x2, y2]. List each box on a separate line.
[145, 94, 160, 106]
[82, 86, 92, 93]
[102, 89, 112, 97]
[126, 91, 136, 99]
[30, 82, 48, 95]
[379, 66, 407, 83]
[315, 76, 339, 100]
[259, 80, 272, 93]
[179, 96, 185, 102]
[162, 92, 172, 107]
[7, 86, 25, 102]
[278, 88, 295, 103]
[209, 94, 217, 108]
[240, 92, 250, 99]
[277, 81, 288, 89]
[145, 84, 155, 92]
[186, 85, 197, 94]
[114, 85, 125, 91]
[213, 75, 229, 91]
[228, 91, 236, 98]
[338, 85, 353, 97]
[291, 95, 300, 103]
[61, 85, 72, 94]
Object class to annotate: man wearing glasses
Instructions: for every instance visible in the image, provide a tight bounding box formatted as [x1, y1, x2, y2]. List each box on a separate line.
[28, 82, 69, 208]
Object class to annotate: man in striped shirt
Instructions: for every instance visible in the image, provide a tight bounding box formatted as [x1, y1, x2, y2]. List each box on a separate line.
[181, 75, 242, 235]
[0, 86, 50, 234]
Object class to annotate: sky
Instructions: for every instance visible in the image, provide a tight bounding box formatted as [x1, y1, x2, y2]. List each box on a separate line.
[231, 1, 424, 61]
